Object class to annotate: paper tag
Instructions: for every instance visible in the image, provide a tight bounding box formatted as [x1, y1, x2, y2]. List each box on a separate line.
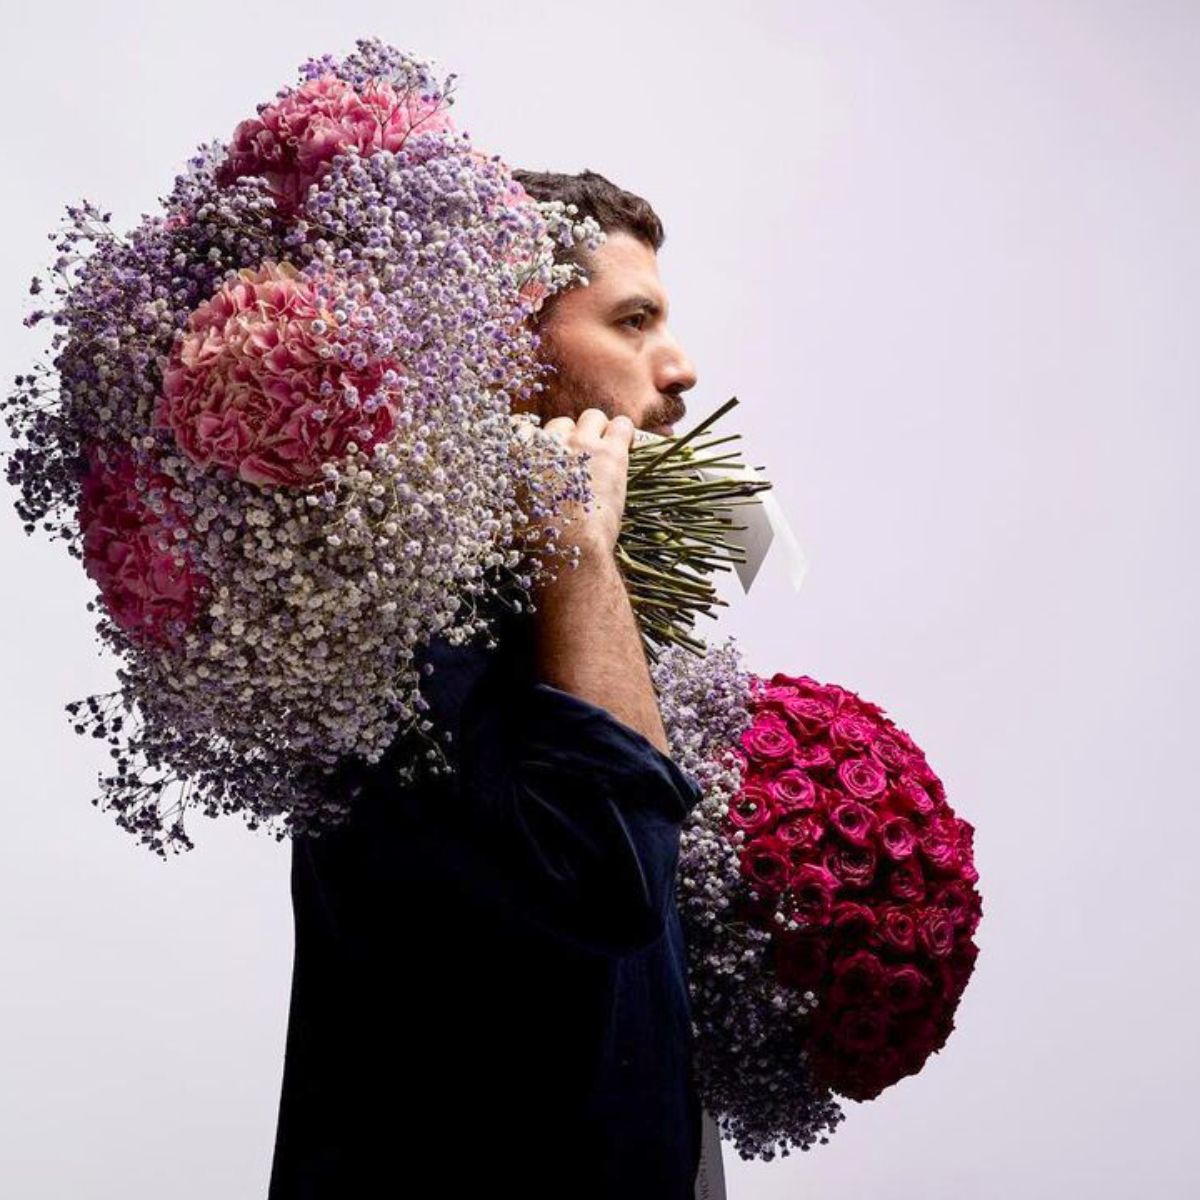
[633, 429, 808, 594]
[694, 1108, 727, 1200]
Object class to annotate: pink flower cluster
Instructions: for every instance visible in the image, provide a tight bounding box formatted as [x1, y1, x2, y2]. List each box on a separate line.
[216, 74, 456, 216]
[728, 673, 982, 1101]
[77, 445, 209, 650]
[153, 261, 405, 488]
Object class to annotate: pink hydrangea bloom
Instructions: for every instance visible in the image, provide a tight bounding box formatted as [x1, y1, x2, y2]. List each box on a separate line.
[154, 261, 405, 488]
[78, 445, 208, 649]
[217, 74, 456, 215]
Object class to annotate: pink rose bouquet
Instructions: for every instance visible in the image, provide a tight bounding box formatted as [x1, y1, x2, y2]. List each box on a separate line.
[650, 639, 983, 1159]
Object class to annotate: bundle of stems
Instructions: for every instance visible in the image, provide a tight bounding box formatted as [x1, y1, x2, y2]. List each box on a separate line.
[619, 395, 773, 662]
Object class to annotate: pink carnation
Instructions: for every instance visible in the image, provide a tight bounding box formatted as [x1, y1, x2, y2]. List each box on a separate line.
[217, 74, 456, 215]
[77, 444, 208, 649]
[154, 261, 405, 488]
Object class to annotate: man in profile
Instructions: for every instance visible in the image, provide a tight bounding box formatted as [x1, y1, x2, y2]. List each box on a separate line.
[267, 169, 707, 1199]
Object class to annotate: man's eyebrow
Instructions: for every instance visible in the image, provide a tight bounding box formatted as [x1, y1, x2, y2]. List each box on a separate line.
[610, 293, 667, 318]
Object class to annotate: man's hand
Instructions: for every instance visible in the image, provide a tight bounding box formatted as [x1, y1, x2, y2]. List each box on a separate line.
[538, 407, 635, 557]
[525, 407, 670, 757]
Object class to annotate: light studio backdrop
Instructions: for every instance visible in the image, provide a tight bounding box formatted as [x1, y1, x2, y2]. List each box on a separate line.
[1, 2, 1195, 1197]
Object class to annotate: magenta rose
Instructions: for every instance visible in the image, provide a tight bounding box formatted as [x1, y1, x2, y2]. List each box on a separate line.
[900, 753, 947, 805]
[822, 841, 878, 889]
[726, 782, 777, 836]
[885, 963, 933, 1012]
[792, 742, 835, 771]
[878, 814, 919, 861]
[739, 837, 792, 894]
[931, 881, 983, 935]
[740, 712, 797, 765]
[154, 261, 405, 488]
[887, 857, 927, 903]
[874, 904, 919, 954]
[918, 907, 957, 959]
[216, 73, 456, 216]
[829, 949, 887, 1007]
[830, 900, 878, 945]
[918, 818, 964, 874]
[869, 732, 915, 774]
[773, 811, 824, 853]
[786, 863, 840, 927]
[954, 817, 979, 881]
[766, 767, 818, 812]
[779, 694, 836, 737]
[767, 671, 815, 691]
[828, 798, 877, 847]
[716, 665, 982, 1107]
[846, 694, 888, 721]
[837, 756, 888, 801]
[829, 712, 877, 752]
[891, 773, 937, 817]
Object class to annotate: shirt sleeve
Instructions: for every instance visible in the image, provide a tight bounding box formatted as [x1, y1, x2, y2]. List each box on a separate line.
[431, 651, 705, 959]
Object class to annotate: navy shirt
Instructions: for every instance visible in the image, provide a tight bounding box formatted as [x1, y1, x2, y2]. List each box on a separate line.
[267, 609, 705, 1198]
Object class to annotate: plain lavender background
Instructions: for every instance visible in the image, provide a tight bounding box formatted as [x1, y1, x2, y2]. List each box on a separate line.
[2, 2, 1196, 1197]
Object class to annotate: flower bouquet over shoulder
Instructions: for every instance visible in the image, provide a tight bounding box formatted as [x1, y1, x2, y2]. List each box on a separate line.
[650, 638, 983, 1158]
[2, 37, 771, 855]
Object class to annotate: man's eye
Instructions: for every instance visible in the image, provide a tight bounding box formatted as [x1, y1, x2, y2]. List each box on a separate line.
[620, 312, 647, 330]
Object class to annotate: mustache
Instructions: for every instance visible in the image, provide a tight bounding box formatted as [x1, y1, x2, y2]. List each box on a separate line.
[650, 396, 688, 427]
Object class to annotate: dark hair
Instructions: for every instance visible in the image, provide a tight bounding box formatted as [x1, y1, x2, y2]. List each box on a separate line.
[510, 168, 665, 319]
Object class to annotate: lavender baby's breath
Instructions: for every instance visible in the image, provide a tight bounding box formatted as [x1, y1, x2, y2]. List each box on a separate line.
[652, 638, 846, 1160]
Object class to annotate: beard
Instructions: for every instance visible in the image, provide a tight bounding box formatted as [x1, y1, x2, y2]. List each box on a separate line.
[532, 336, 620, 424]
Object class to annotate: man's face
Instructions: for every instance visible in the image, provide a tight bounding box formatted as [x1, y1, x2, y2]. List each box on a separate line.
[523, 230, 697, 434]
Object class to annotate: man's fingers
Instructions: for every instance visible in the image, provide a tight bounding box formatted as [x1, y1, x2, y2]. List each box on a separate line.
[603, 413, 635, 445]
[541, 415, 576, 445]
[575, 408, 609, 439]
[541, 408, 634, 449]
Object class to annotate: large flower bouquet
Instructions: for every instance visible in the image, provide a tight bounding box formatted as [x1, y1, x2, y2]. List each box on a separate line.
[651, 639, 983, 1159]
[3, 38, 768, 855]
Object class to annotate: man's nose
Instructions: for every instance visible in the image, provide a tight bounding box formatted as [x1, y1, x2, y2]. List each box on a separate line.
[659, 331, 698, 394]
